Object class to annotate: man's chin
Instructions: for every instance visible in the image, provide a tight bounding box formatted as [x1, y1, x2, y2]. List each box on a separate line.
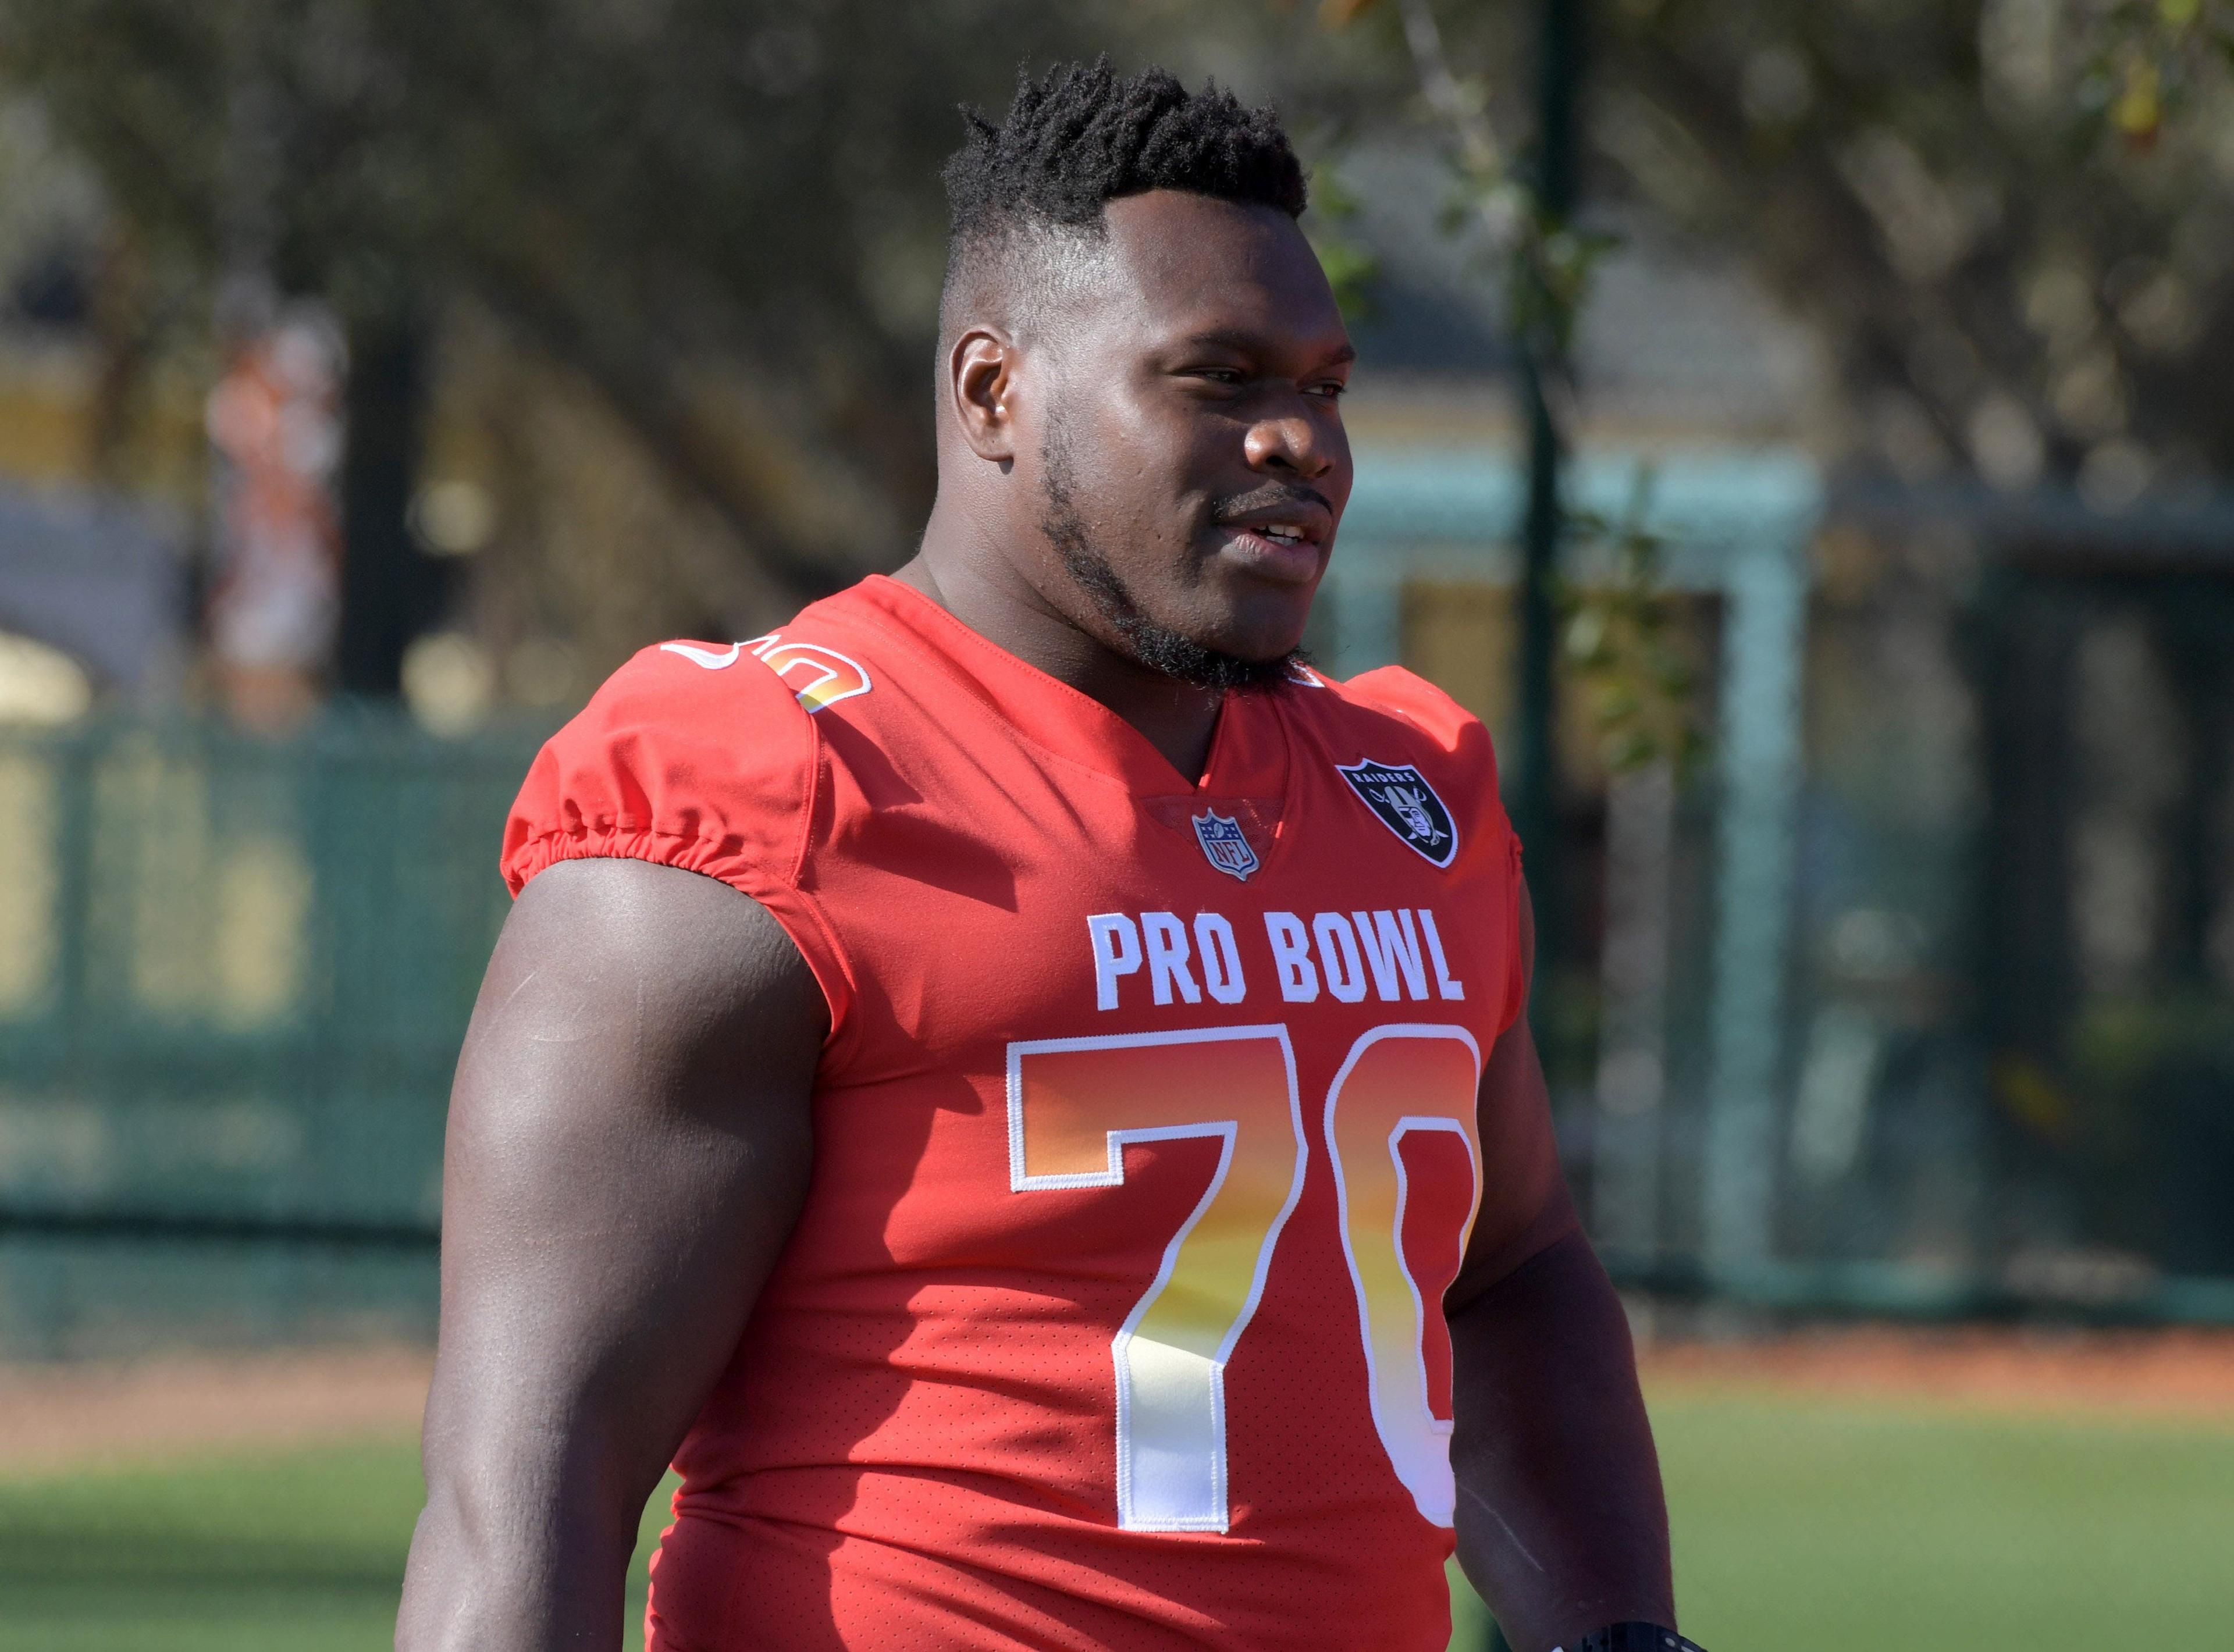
[1048, 505, 1309, 690]
[1112, 617, 1305, 692]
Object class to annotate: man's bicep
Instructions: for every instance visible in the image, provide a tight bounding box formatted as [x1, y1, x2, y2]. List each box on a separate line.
[1450, 881, 1578, 1307]
[426, 857, 824, 1496]
[1449, 1008, 1578, 1308]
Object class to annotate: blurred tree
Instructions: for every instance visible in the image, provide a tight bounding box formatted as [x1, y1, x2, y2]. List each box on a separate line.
[0, 0, 1158, 685]
[1293, 0, 2234, 499]
[1592, 0, 2234, 498]
[13, 1, 2234, 693]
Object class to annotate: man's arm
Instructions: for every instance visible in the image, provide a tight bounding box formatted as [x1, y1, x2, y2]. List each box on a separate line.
[396, 858, 827, 1652]
[1448, 888, 1675, 1652]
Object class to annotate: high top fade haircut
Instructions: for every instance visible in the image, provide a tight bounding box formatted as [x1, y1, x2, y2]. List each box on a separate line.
[939, 58, 1308, 340]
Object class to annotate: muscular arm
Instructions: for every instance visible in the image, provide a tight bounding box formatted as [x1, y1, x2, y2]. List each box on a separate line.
[396, 859, 826, 1652]
[1448, 890, 1674, 1652]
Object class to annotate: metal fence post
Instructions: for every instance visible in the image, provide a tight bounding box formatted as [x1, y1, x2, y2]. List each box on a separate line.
[1702, 526, 1813, 1270]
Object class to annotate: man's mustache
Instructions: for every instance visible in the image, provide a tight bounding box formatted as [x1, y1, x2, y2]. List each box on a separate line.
[1210, 483, 1335, 523]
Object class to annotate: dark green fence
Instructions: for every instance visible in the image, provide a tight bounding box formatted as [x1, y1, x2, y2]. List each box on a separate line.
[0, 711, 545, 1356]
[6, 670, 2234, 1359]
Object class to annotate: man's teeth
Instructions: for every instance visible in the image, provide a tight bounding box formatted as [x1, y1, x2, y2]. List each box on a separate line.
[1260, 525, 1303, 543]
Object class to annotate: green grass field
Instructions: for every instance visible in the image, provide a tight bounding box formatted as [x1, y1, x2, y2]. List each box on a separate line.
[2, 1393, 2228, 1651]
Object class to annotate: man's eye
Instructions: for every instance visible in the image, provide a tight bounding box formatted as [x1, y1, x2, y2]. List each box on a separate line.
[1308, 382, 1348, 400]
[1191, 368, 1244, 386]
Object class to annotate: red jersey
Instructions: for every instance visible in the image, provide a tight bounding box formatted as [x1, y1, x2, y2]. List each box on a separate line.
[502, 575, 1567, 1651]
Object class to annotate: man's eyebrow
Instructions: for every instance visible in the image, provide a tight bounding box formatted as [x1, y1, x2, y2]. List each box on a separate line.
[1170, 328, 1358, 368]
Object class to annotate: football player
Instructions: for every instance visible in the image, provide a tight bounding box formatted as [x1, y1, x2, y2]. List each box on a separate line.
[398, 60, 1690, 1652]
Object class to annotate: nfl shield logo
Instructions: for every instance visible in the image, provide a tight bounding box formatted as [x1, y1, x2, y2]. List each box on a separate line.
[1191, 810, 1260, 881]
[1336, 758, 1460, 868]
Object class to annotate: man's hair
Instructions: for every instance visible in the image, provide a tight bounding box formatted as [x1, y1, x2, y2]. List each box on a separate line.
[940, 58, 1307, 334]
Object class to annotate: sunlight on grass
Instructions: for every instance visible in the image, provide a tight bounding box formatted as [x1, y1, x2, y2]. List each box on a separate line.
[2, 1394, 2227, 1652]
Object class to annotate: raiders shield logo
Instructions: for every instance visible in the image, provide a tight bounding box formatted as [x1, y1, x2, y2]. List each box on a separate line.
[1336, 759, 1458, 868]
[1191, 810, 1260, 881]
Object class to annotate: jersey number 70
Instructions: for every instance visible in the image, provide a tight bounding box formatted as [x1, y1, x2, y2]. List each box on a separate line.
[1006, 1023, 1483, 1534]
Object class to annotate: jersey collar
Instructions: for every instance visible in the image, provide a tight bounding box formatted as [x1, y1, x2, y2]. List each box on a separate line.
[845, 574, 1293, 804]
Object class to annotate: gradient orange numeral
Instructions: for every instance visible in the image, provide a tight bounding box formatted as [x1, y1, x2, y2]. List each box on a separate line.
[1325, 1024, 1484, 1527]
[1006, 1027, 1307, 1533]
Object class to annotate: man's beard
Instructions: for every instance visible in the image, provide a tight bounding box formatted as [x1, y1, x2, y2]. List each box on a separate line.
[1039, 423, 1308, 694]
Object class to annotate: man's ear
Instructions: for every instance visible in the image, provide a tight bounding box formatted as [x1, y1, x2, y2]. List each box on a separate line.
[948, 326, 1020, 465]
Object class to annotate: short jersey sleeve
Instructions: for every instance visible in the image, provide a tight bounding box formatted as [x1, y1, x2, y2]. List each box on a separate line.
[500, 642, 854, 1030]
[1342, 665, 1528, 1037]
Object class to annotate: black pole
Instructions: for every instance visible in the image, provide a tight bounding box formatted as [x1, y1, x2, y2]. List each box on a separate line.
[1514, 0, 1582, 1041]
[1491, 5, 1581, 1640]
[1516, 354, 1564, 1002]
[337, 308, 441, 697]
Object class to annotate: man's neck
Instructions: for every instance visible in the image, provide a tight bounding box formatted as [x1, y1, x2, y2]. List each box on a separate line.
[891, 529, 1225, 784]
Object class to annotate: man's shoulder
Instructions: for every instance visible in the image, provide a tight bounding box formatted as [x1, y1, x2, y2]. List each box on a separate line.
[1289, 663, 1498, 776]
[574, 578, 899, 734]
[1279, 664, 1509, 864]
[501, 631, 833, 903]
[632, 628, 877, 721]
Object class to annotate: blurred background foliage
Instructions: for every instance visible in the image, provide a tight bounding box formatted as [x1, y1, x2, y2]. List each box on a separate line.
[2, 1, 2234, 1345]
[1314, 0, 2234, 500]
[0, 0, 1164, 678]
[5, 1, 2232, 692]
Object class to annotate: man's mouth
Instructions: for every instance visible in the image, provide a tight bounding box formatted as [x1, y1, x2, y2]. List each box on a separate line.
[1214, 497, 1333, 549]
[1216, 524, 1325, 586]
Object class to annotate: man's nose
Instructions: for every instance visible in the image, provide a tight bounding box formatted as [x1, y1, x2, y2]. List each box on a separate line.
[1244, 414, 1336, 479]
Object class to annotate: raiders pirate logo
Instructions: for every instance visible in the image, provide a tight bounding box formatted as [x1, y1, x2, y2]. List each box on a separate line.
[1336, 759, 1458, 868]
[1191, 810, 1260, 881]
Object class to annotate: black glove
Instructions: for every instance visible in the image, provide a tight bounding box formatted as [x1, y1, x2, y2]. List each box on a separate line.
[1559, 1626, 1704, 1652]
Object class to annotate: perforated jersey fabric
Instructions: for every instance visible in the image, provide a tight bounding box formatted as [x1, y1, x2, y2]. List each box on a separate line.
[503, 575, 1564, 1651]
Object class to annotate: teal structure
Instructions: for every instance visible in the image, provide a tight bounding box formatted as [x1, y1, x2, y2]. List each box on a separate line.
[1326, 446, 1823, 1270]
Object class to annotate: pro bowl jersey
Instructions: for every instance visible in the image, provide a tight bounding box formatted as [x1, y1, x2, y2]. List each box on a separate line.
[501, 575, 1570, 1652]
